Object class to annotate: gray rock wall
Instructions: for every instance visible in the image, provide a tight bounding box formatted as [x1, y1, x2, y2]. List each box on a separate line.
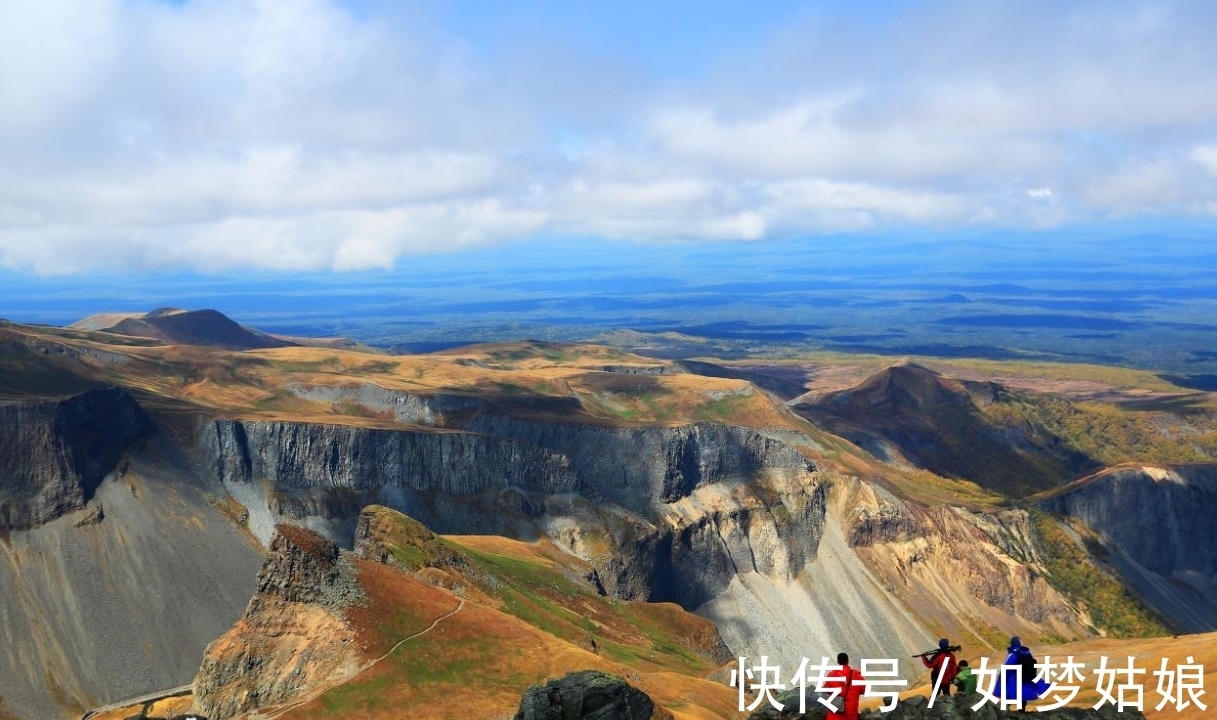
[465, 415, 814, 511]
[1040, 464, 1217, 631]
[1041, 465, 1217, 576]
[198, 416, 822, 610]
[202, 419, 580, 496]
[0, 387, 148, 531]
[0, 454, 263, 720]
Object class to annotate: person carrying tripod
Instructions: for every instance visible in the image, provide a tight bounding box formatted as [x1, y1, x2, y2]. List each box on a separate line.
[915, 638, 960, 698]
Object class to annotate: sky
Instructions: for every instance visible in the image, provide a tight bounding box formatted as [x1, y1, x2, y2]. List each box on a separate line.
[2, 0, 1217, 276]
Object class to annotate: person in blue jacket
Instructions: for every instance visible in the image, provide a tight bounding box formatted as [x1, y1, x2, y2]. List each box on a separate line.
[996, 636, 1051, 712]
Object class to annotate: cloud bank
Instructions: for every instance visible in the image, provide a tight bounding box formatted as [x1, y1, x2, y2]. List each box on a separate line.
[2, 0, 1217, 274]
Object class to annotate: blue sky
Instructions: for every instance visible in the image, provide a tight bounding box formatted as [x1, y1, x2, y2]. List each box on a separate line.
[1, 0, 1216, 276]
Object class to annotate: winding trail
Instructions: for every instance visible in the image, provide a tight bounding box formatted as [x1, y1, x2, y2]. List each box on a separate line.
[252, 596, 467, 720]
[79, 596, 466, 720]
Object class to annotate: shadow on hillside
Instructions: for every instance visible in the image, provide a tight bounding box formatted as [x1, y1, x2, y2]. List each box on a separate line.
[1157, 373, 1217, 392]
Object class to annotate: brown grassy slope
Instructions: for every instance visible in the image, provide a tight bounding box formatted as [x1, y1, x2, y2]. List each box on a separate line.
[269, 507, 737, 720]
[795, 362, 1102, 498]
[0, 322, 805, 432]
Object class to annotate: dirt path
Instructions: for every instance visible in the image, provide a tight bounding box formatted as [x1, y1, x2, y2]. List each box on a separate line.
[250, 596, 467, 720]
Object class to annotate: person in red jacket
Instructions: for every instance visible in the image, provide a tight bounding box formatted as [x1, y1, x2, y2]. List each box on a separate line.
[920, 638, 959, 697]
[823, 652, 867, 720]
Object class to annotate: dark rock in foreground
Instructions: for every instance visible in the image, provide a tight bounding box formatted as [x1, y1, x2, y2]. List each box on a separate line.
[514, 670, 662, 720]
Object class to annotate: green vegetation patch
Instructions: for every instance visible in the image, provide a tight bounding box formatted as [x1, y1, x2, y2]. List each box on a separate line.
[268, 356, 344, 373]
[982, 392, 1217, 466]
[461, 546, 710, 674]
[1028, 509, 1169, 639]
[693, 392, 749, 422]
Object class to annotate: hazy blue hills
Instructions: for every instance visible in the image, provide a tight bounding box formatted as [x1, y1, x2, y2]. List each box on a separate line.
[3, 233, 1216, 372]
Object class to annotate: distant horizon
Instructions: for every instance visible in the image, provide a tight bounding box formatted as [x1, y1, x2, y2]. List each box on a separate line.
[4, 232, 1217, 375]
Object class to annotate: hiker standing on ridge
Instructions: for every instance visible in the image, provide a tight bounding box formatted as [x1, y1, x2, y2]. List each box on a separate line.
[917, 638, 959, 697]
[996, 636, 1051, 712]
[824, 652, 867, 720]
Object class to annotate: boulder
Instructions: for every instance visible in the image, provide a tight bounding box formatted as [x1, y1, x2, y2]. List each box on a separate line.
[514, 670, 660, 720]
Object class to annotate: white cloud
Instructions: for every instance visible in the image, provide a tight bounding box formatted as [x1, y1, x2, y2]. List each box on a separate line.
[1192, 145, 1217, 178]
[0, 201, 548, 275]
[3, 0, 1217, 274]
[759, 178, 967, 232]
[1082, 158, 1190, 213]
[647, 100, 1058, 182]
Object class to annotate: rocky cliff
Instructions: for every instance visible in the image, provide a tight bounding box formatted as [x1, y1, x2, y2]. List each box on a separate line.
[202, 418, 581, 497]
[197, 416, 823, 611]
[0, 443, 263, 720]
[464, 415, 814, 511]
[1041, 464, 1217, 632]
[194, 410, 1123, 675]
[0, 386, 148, 531]
[193, 525, 363, 720]
[844, 481, 1094, 645]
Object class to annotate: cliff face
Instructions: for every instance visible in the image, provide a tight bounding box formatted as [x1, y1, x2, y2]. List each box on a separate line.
[194, 409, 1123, 668]
[845, 482, 1093, 646]
[0, 446, 263, 720]
[0, 387, 148, 531]
[202, 419, 580, 497]
[464, 416, 814, 511]
[197, 416, 823, 612]
[190, 406, 1152, 701]
[193, 525, 363, 720]
[1042, 464, 1217, 576]
[1041, 464, 1217, 632]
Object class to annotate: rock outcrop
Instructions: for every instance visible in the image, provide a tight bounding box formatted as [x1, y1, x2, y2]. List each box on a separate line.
[513, 670, 666, 720]
[1041, 464, 1217, 632]
[287, 382, 487, 426]
[192, 526, 362, 720]
[0, 386, 148, 531]
[845, 482, 1093, 644]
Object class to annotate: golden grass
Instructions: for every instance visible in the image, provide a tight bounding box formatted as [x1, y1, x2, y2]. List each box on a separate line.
[268, 522, 738, 720]
[2, 323, 805, 431]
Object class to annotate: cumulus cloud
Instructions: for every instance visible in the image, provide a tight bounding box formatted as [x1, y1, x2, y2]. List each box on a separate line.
[1192, 145, 1217, 178]
[2, 0, 1217, 274]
